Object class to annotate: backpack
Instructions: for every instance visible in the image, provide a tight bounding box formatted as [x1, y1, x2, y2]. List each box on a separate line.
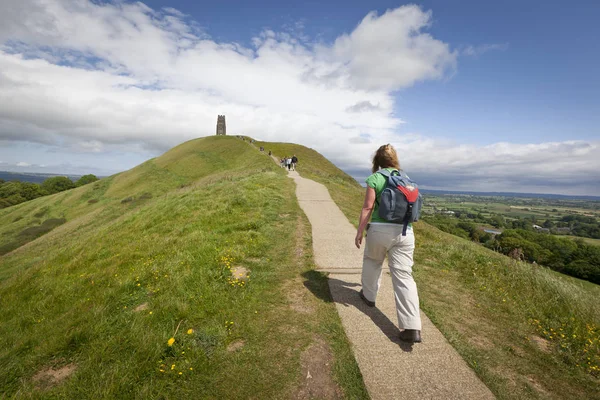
[376, 169, 423, 236]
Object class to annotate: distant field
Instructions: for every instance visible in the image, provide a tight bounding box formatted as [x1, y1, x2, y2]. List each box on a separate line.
[0, 171, 83, 184]
[572, 236, 600, 246]
[424, 194, 600, 223]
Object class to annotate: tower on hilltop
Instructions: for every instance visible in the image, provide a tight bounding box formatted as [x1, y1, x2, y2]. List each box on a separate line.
[216, 115, 226, 135]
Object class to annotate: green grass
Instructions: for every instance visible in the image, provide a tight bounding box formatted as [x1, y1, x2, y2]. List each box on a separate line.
[254, 139, 600, 399]
[254, 140, 365, 226]
[0, 136, 368, 399]
[576, 236, 600, 246]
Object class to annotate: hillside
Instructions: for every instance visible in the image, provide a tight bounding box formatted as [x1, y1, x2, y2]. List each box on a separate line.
[1, 136, 598, 399]
[264, 141, 600, 399]
[0, 136, 366, 398]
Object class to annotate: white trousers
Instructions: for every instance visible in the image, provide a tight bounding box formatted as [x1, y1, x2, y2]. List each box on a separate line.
[361, 223, 422, 330]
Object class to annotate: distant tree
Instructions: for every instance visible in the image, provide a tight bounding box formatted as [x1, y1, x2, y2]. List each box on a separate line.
[76, 174, 99, 187]
[19, 182, 47, 200]
[42, 176, 75, 194]
[0, 181, 21, 198]
[491, 215, 505, 228]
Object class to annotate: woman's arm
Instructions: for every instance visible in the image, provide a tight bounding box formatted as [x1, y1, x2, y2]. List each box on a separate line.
[355, 187, 376, 249]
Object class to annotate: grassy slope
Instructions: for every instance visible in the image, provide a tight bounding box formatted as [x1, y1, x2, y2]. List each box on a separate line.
[0, 137, 367, 399]
[254, 140, 365, 225]
[263, 141, 600, 400]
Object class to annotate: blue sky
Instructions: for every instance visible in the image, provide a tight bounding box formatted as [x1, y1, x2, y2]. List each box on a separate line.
[0, 0, 598, 194]
[143, 0, 599, 144]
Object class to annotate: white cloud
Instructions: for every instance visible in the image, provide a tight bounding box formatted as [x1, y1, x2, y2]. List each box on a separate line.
[328, 6, 457, 90]
[16, 161, 31, 167]
[0, 0, 597, 195]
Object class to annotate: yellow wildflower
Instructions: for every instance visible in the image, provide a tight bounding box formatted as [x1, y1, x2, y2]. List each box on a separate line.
[187, 329, 193, 334]
[167, 337, 175, 346]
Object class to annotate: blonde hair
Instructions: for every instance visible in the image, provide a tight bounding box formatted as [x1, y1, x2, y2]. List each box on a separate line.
[372, 144, 400, 173]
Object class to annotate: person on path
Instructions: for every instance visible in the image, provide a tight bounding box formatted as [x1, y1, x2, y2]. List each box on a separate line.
[354, 144, 422, 343]
[286, 157, 292, 171]
[291, 155, 298, 171]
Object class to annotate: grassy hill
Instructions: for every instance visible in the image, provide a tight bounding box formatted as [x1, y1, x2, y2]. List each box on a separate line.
[0, 136, 367, 398]
[2, 136, 598, 399]
[264, 141, 600, 400]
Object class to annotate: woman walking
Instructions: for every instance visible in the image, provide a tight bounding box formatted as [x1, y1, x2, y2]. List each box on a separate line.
[354, 144, 422, 343]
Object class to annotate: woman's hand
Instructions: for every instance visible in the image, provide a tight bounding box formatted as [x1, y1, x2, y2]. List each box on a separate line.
[355, 187, 375, 249]
[355, 231, 363, 249]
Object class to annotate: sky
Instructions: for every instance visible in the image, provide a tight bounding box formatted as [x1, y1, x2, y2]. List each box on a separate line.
[0, 0, 598, 195]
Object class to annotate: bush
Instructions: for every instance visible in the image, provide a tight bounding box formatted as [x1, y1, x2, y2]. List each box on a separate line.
[88, 199, 99, 204]
[76, 174, 99, 187]
[42, 176, 75, 194]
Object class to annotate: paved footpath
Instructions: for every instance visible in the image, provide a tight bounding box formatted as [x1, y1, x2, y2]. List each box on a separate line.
[286, 169, 495, 400]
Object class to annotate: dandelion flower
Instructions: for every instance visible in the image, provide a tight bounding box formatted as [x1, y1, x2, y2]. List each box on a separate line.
[178, 372, 183, 375]
[168, 337, 175, 346]
[187, 329, 193, 334]
[171, 364, 176, 370]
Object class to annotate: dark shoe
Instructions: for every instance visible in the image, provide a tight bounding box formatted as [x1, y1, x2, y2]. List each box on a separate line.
[359, 290, 375, 307]
[399, 329, 422, 343]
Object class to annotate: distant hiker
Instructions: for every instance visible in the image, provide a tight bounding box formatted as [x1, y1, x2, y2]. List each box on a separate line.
[354, 144, 423, 343]
[280, 158, 285, 168]
[291, 155, 298, 171]
[286, 157, 292, 170]
[268, 150, 272, 156]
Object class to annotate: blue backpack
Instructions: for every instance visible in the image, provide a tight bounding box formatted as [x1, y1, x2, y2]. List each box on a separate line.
[376, 169, 423, 235]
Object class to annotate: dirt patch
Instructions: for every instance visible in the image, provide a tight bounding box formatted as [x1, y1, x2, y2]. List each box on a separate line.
[231, 266, 249, 281]
[285, 280, 314, 314]
[33, 363, 77, 390]
[526, 376, 550, 397]
[227, 340, 245, 352]
[294, 215, 306, 259]
[468, 335, 494, 350]
[530, 335, 551, 353]
[291, 338, 342, 400]
[134, 303, 149, 312]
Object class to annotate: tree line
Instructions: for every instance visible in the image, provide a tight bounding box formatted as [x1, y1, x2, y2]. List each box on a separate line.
[0, 175, 98, 209]
[425, 214, 600, 284]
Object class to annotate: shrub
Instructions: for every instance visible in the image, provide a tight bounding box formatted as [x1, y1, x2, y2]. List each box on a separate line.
[88, 199, 99, 204]
[41, 176, 75, 194]
[76, 174, 99, 187]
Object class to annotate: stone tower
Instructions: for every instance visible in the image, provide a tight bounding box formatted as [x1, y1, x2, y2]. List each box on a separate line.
[216, 115, 226, 135]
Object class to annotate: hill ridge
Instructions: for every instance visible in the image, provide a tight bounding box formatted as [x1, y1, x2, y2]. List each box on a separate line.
[0, 136, 598, 399]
